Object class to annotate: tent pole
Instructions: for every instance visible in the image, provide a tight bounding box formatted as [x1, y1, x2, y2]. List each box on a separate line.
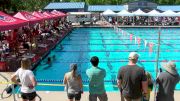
[154, 27, 161, 101]
[133, 16, 134, 26]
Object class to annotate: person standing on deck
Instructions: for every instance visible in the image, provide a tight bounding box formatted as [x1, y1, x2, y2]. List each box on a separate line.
[11, 58, 37, 101]
[117, 52, 148, 101]
[156, 61, 180, 101]
[86, 56, 108, 101]
[63, 63, 83, 101]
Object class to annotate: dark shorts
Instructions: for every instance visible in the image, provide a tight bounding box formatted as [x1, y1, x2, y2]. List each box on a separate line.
[89, 93, 108, 101]
[67, 92, 81, 100]
[21, 92, 36, 100]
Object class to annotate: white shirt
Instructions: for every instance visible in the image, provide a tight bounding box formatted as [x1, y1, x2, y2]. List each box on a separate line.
[15, 68, 36, 93]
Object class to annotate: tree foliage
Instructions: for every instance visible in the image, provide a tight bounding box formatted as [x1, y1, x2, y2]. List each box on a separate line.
[0, 0, 179, 12]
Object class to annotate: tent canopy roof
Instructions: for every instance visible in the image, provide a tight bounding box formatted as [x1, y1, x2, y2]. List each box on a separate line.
[0, 11, 28, 31]
[14, 11, 43, 24]
[132, 9, 147, 16]
[147, 9, 161, 16]
[161, 10, 178, 16]
[117, 10, 134, 16]
[102, 9, 116, 16]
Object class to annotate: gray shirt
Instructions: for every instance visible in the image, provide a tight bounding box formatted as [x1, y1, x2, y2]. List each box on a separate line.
[117, 65, 147, 99]
[157, 72, 180, 101]
[66, 72, 81, 94]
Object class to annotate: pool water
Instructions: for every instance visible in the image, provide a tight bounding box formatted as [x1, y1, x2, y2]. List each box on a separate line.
[34, 27, 180, 91]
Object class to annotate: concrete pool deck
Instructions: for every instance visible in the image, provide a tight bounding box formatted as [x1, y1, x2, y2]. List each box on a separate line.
[1, 72, 180, 101]
[1, 91, 180, 101]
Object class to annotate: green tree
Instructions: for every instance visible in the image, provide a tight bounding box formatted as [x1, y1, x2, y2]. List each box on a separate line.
[0, 0, 11, 12]
[175, 0, 180, 4]
[158, 0, 167, 4]
[0, 0, 180, 12]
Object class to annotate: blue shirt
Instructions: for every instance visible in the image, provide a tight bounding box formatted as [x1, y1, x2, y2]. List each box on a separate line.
[86, 66, 106, 94]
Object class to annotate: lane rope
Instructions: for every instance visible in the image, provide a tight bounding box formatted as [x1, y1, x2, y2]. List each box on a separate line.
[0, 81, 179, 87]
[0, 81, 118, 87]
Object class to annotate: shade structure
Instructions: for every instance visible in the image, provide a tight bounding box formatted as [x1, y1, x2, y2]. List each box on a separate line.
[14, 11, 43, 24]
[133, 9, 147, 16]
[116, 10, 134, 16]
[51, 10, 67, 17]
[32, 11, 51, 20]
[102, 9, 116, 16]
[43, 11, 58, 19]
[147, 9, 161, 17]
[68, 12, 91, 15]
[176, 12, 180, 16]
[161, 10, 178, 17]
[0, 11, 28, 31]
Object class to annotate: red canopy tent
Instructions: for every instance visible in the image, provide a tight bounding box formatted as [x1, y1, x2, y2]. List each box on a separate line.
[43, 11, 59, 19]
[14, 11, 43, 25]
[32, 11, 52, 20]
[51, 10, 67, 17]
[0, 11, 28, 31]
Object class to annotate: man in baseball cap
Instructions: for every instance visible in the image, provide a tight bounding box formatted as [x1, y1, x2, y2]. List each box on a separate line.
[117, 52, 148, 101]
[128, 52, 139, 60]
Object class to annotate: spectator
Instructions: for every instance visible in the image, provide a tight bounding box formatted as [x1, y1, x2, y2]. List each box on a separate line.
[117, 52, 148, 101]
[156, 61, 180, 101]
[86, 56, 108, 101]
[145, 72, 153, 101]
[11, 58, 37, 101]
[23, 42, 30, 50]
[63, 63, 83, 101]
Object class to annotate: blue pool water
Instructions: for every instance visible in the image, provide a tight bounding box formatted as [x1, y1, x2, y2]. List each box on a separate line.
[34, 27, 180, 91]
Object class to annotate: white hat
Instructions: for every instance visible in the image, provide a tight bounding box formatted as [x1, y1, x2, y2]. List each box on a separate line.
[161, 61, 177, 75]
[128, 52, 139, 60]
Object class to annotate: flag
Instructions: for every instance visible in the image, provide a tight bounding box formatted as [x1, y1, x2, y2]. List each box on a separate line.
[137, 37, 141, 45]
[149, 43, 154, 52]
[130, 34, 133, 42]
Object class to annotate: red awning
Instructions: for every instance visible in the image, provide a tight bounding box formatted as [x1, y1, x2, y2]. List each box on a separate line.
[43, 11, 59, 19]
[51, 10, 67, 17]
[57, 11, 67, 17]
[32, 11, 52, 20]
[14, 11, 43, 24]
[0, 11, 28, 31]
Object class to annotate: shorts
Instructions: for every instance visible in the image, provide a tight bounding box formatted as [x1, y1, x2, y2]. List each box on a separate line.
[67, 92, 81, 100]
[21, 92, 36, 100]
[89, 93, 108, 101]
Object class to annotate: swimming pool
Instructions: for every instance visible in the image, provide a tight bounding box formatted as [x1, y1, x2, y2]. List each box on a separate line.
[34, 27, 180, 91]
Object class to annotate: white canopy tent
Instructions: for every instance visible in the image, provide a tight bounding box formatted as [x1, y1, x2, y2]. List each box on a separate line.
[176, 12, 180, 16]
[161, 10, 178, 17]
[102, 9, 116, 16]
[116, 10, 134, 16]
[132, 9, 147, 16]
[147, 9, 161, 17]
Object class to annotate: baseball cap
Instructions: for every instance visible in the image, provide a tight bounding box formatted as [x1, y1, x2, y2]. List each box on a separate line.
[128, 52, 139, 60]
